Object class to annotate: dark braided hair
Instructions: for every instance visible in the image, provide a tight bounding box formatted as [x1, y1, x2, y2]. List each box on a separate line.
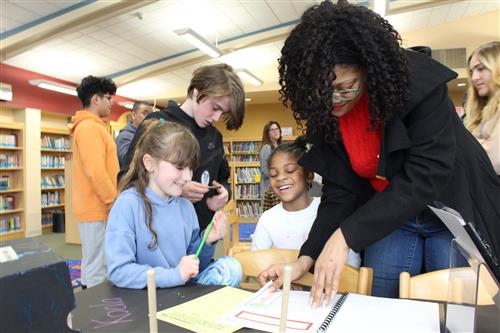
[269, 135, 308, 168]
[278, 0, 409, 143]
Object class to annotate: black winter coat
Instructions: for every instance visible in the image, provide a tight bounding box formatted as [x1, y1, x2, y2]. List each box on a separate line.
[299, 50, 500, 262]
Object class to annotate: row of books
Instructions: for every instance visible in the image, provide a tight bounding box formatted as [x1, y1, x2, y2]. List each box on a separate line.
[41, 191, 62, 206]
[41, 155, 65, 168]
[42, 209, 63, 226]
[231, 155, 259, 162]
[0, 215, 21, 233]
[41, 174, 65, 188]
[0, 195, 16, 211]
[235, 167, 261, 183]
[237, 201, 262, 218]
[236, 184, 261, 199]
[231, 142, 260, 154]
[0, 153, 19, 167]
[0, 133, 17, 147]
[0, 175, 10, 190]
[41, 136, 70, 150]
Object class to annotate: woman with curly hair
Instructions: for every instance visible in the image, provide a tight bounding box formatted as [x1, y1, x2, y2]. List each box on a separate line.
[259, 0, 500, 301]
[465, 41, 500, 177]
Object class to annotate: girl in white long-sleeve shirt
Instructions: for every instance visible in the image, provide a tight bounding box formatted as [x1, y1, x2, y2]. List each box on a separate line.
[251, 136, 360, 268]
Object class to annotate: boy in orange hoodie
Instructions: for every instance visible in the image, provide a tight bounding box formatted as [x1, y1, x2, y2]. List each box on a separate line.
[69, 76, 119, 288]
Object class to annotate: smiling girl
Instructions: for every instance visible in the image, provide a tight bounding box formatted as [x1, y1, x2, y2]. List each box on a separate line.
[106, 119, 241, 289]
[251, 136, 360, 267]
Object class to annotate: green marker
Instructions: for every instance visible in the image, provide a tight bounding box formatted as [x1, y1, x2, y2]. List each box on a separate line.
[195, 217, 215, 258]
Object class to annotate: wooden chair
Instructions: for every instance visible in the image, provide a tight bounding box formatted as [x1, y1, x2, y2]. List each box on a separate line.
[399, 267, 496, 304]
[222, 200, 253, 256]
[234, 249, 373, 295]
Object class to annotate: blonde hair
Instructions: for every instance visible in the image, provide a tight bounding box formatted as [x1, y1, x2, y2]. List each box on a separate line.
[187, 63, 245, 130]
[119, 119, 200, 249]
[464, 41, 500, 133]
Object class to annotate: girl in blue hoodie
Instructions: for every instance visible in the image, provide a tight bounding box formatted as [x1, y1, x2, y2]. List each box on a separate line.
[106, 119, 241, 289]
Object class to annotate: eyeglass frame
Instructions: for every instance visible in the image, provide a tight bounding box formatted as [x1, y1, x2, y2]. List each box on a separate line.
[268, 127, 280, 132]
[332, 86, 361, 102]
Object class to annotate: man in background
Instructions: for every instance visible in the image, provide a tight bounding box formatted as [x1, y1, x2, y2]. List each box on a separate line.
[69, 75, 119, 288]
[115, 101, 152, 166]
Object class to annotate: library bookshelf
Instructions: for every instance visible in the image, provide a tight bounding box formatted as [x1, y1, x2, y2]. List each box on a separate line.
[0, 122, 25, 240]
[40, 127, 72, 234]
[225, 138, 263, 223]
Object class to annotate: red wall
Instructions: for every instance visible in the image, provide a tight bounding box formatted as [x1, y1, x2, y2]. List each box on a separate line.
[0, 63, 133, 121]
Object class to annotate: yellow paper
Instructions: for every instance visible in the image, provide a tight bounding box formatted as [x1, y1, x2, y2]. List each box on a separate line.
[157, 286, 252, 333]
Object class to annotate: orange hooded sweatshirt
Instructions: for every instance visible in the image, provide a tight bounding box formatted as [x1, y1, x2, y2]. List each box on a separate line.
[69, 110, 119, 222]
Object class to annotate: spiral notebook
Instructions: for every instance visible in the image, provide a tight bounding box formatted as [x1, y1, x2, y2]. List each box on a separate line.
[220, 285, 440, 333]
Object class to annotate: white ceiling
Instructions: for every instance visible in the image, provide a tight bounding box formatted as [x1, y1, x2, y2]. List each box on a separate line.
[1, 0, 499, 105]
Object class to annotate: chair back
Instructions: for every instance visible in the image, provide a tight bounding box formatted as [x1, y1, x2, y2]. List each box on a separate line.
[399, 267, 495, 304]
[234, 249, 373, 295]
[222, 200, 238, 255]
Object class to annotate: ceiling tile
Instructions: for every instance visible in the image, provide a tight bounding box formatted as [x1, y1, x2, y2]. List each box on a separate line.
[427, 4, 451, 27]
[241, 2, 280, 29]
[266, 1, 299, 23]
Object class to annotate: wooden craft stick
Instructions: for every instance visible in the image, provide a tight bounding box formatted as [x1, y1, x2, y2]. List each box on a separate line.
[147, 269, 158, 333]
[279, 265, 293, 333]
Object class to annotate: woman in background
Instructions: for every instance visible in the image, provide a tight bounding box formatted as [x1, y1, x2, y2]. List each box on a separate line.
[465, 41, 500, 177]
[259, 121, 282, 203]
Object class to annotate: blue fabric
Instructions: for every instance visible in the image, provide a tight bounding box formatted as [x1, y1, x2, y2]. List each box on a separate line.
[106, 187, 214, 289]
[193, 256, 242, 287]
[364, 217, 458, 298]
[65, 260, 81, 288]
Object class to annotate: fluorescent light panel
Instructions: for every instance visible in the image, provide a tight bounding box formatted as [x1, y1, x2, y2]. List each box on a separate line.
[236, 69, 263, 86]
[29, 79, 77, 96]
[174, 28, 223, 58]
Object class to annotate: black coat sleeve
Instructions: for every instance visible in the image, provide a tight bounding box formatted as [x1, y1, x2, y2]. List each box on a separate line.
[299, 179, 361, 259]
[341, 85, 456, 252]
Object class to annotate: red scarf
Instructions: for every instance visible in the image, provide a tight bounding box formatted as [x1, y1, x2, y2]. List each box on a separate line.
[337, 92, 389, 192]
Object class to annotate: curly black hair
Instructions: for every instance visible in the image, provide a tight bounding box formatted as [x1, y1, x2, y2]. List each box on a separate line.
[76, 75, 117, 108]
[278, 0, 409, 143]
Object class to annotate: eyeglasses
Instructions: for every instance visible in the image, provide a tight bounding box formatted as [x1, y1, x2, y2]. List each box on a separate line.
[332, 86, 361, 102]
[268, 128, 280, 132]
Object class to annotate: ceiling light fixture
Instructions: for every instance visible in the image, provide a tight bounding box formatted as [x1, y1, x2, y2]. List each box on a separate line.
[457, 83, 466, 87]
[174, 28, 223, 58]
[236, 69, 263, 86]
[245, 98, 252, 102]
[373, 0, 388, 17]
[29, 79, 77, 96]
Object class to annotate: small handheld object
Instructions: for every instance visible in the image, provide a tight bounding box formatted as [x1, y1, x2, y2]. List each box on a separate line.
[195, 217, 215, 258]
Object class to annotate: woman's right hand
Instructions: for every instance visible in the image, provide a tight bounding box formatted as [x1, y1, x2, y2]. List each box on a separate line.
[178, 255, 200, 282]
[258, 256, 314, 290]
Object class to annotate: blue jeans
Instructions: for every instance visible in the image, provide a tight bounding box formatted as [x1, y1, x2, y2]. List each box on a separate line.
[364, 216, 456, 298]
[192, 256, 242, 287]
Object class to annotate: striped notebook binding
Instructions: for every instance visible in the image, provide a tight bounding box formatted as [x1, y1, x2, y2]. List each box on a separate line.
[317, 293, 349, 333]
